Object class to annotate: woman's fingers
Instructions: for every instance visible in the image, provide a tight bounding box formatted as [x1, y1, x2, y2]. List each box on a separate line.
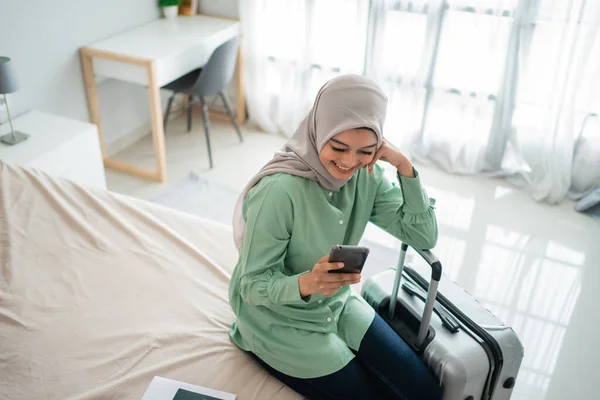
[369, 146, 385, 174]
[315, 273, 361, 288]
[312, 255, 361, 296]
[325, 276, 360, 288]
[320, 272, 359, 282]
[318, 255, 329, 262]
[319, 261, 345, 272]
[320, 278, 361, 296]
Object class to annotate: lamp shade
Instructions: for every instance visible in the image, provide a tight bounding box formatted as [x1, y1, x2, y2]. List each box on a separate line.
[0, 57, 19, 94]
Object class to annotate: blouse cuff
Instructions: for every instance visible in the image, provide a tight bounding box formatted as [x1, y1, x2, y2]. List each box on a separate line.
[270, 273, 311, 305]
[401, 199, 437, 224]
[397, 168, 434, 215]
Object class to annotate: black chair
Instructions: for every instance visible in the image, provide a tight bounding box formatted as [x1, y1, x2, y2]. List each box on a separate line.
[162, 36, 243, 169]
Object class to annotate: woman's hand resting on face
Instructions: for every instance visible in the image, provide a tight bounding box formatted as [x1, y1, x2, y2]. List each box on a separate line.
[299, 256, 361, 297]
[367, 138, 415, 178]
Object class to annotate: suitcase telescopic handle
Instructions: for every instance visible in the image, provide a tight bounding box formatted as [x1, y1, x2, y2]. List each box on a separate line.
[388, 243, 442, 349]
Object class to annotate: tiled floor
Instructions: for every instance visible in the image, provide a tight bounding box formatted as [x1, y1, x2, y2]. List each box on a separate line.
[107, 115, 600, 400]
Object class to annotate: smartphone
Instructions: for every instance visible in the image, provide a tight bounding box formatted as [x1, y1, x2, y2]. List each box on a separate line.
[328, 245, 370, 273]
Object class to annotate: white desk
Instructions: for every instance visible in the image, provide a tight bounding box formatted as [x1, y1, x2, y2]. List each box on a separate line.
[80, 15, 243, 182]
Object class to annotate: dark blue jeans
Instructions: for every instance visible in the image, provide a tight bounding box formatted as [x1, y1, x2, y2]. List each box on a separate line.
[251, 313, 443, 400]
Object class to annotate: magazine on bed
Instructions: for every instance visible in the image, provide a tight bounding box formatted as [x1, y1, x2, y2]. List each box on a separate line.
[142, 376, 236, 400]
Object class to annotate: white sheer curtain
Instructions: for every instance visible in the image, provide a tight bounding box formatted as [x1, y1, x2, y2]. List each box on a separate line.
[239, 0, 370, 135]
[507, 0, 600, 202]
[240, 0, 600, 204]
[366, 0, 517, 174]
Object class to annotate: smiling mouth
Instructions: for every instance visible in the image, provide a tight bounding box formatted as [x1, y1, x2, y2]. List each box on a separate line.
[333, 161, 356, 174]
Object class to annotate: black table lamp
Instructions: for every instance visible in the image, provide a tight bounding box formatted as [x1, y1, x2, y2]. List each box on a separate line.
[0, 57, 28, 145]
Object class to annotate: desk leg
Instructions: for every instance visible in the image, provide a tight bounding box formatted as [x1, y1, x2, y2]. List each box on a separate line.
[80, 48, 167, 183]
[236, 45, 246, 125]
[80, 50, 107, 158]
[146, 61, 167, 182]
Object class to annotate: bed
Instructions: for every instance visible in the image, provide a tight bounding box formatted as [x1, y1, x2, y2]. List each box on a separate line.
[0, 161, 302, 400]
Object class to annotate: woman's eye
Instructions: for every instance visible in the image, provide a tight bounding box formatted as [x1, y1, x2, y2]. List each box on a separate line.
[360, 151, 373, 155]
[331, 147, 346, 152]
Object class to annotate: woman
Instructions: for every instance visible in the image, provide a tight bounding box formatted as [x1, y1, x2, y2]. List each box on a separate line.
[229, 74, 442, 400]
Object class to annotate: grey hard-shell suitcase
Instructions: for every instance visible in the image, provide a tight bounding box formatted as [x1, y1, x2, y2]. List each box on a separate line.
[361, 243, 524, 400]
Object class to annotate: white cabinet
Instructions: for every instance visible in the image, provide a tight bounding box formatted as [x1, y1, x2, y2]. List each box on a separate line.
[0, 110, 106, 190]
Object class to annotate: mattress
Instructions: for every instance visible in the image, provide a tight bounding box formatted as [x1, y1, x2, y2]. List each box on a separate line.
[0, 161, 301, 400]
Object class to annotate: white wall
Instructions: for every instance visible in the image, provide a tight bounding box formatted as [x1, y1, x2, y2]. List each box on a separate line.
[199, 0, 239, 19]
[0, 0, 241, 150]
[0, 0, 169, 149]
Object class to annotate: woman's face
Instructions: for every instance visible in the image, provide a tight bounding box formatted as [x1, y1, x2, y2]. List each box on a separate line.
[319, 128, 378, 180]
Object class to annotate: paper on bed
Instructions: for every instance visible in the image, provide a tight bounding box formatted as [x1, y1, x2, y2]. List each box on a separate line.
[142, 376, 236, 400]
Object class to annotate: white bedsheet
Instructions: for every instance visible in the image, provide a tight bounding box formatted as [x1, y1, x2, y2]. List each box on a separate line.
[0, 161, 301, 400]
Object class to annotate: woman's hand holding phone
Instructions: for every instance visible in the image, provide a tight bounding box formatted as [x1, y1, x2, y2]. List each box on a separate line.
[299, 256, 361, 297]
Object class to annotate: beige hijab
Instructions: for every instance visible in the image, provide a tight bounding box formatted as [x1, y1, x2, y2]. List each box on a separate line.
[233, 74, 388, 249]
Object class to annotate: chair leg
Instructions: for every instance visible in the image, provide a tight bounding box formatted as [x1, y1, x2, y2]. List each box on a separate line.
[187, 95, 193, 133]
[199, 96, 213, 169]
[164, 95, 175, 132]
[219, 91, 243, 143]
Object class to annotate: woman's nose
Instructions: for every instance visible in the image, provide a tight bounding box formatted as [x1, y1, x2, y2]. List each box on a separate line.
[339, 152, 355, 167]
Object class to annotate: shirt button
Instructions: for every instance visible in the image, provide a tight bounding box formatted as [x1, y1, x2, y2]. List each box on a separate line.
[328, 192, 333, 197]
[339, 220, 344, 224]
[327, 317, 332, 322]
[318, 300, 323, 304]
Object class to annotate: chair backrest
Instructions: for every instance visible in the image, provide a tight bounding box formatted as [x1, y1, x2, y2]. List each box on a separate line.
[192, 36, 240, 97]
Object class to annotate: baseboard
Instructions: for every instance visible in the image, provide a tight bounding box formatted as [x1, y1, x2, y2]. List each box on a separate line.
[105, 103, 184, 157]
